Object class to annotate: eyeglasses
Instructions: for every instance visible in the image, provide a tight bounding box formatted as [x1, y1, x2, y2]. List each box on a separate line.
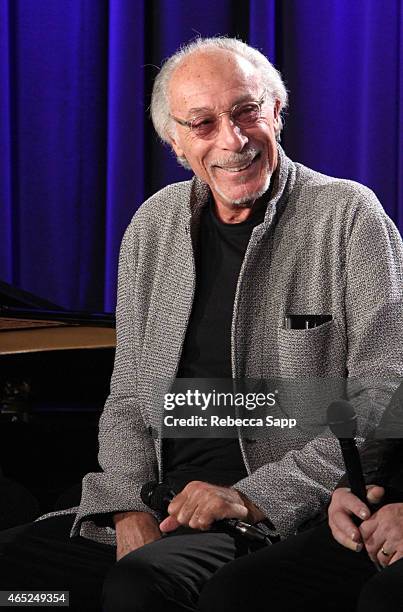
[171, 93, 266, 139]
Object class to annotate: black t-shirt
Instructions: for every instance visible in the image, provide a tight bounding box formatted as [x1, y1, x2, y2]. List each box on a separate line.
[164, 199, 267, 493]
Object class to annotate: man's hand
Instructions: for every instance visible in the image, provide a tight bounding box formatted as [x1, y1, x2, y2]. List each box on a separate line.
[113, 511, 162, 561]
[159, 481, 265, 533]
[360, 503, 403, 567]
[328, 485, 385, 552]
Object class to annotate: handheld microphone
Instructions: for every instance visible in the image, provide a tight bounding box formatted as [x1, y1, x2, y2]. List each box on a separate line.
[140, 481, 271, 545]
[327, 400, 367, 503]
[328, 400, 383, 572]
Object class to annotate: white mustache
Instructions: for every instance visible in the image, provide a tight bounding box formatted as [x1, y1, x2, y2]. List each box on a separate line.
[210, 147, 260, 169]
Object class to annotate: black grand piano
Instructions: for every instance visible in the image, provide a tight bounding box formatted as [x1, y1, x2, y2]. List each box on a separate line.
[0, 280, 116, 528]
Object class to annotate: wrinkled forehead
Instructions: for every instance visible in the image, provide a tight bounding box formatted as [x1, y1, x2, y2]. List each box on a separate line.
[168, 49, 260, 115]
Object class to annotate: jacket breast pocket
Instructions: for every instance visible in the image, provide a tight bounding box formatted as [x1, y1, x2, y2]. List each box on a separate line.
[277, 320, 346, 377]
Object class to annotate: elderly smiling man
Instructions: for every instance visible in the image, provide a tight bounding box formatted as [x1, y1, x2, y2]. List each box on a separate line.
[1, 37, 402, 612]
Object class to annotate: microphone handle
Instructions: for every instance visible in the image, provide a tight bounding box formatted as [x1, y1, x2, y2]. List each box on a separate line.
[339, 438, 367, 504]
[336, 432, 382, 572]
[216, 519, 270, 544]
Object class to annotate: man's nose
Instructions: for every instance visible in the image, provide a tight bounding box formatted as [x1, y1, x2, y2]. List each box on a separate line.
[215, 114, 249, 151]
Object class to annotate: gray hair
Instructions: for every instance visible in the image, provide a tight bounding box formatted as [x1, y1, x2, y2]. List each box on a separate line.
[150, 36, 288, 151]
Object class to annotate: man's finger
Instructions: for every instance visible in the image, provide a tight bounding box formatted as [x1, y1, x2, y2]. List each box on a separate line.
[333, 489, 370, 520]
[174, 498, 199, 526]
[159, 516, 180, 533]
[331, 524, 363, 552]
[366, 486, 385, 505]
[364, 540, 379, 564]
[377, 542, 394, 568]
[166, 491, 187, 515]
[389, 551, 403, 566]
[359, 516, 378, 540]
[347, 499, 371, 521]
[332, 509, 363, 543]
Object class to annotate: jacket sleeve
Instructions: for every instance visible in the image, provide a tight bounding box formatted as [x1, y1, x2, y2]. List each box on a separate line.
[337, 382, 403, 494]
[233, 195, 403, 538]
[71, 225, 159, 538]
[336, 438, 403, 491]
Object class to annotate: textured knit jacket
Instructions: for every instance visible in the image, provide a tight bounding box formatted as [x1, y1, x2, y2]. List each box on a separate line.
[42, 146, 403, 545]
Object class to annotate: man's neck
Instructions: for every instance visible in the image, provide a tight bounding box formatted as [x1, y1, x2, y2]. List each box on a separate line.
[212, 189, 272, 224]
[213, 204, 254, 224]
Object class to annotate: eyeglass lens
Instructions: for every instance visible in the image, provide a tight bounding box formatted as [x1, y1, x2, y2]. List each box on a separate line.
[191, 101, 261, 138]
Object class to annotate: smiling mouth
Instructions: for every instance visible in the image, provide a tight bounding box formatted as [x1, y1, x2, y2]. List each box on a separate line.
[215, 152, 261, 173]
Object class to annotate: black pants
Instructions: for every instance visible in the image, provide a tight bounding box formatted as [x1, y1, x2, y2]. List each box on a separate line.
[0, 514, 255, 612]
[0, 515, 115, 611]
[198, 521, 403, 612]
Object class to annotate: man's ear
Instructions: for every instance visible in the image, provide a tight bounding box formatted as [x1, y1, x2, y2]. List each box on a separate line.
[169, 132, 185, 159]
[273, 99, 281, 130]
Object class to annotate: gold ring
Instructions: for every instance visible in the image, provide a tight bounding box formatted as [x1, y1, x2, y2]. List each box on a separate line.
[381, 546, 391, 556]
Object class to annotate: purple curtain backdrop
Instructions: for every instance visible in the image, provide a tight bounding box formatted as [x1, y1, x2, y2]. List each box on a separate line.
[0, 0, 402, 311]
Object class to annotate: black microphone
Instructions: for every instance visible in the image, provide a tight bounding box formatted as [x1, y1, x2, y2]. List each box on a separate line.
[141, 481, 177, 513]
[328, 400, 384, 572]
[140, 481, 271, 545]
[327, 400, 367, 504]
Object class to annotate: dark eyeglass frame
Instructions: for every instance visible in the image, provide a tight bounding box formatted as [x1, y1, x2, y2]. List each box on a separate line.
[170, 92, 267, 139]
